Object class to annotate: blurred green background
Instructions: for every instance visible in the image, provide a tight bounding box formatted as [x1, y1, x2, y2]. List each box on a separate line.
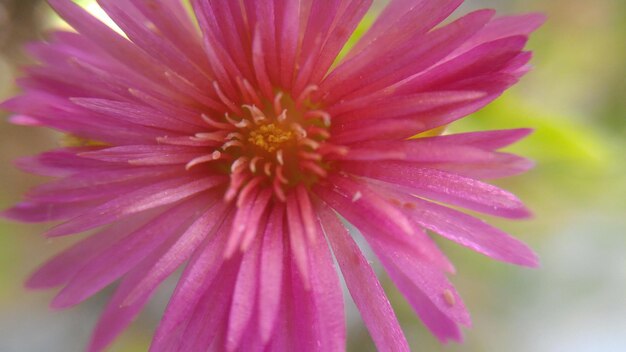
[0, 0, 624, 351]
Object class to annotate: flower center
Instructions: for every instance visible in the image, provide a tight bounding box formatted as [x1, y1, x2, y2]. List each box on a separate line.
[247, 123, 294, 154]
[187, 85, 347, 202]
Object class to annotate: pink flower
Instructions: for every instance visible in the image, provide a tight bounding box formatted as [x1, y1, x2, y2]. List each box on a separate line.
[2, 0, 544, 351]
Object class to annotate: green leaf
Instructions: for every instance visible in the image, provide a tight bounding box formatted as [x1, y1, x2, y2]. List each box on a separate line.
[451, 94, 613, 169]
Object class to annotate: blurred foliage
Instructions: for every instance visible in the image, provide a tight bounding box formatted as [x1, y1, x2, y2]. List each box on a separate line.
[463, 95, 613, 168]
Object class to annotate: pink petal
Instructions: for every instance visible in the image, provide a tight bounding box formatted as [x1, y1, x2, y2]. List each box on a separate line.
[25, 214, 151, 289]
[322, 9, 494, 103]
[331, 139, 502, 163]
[296, 185, 318, 244]
[13, 148, 106, 177]
[294, 0, 373, 94]
[191, 1, 242, 98]
[455, 13, 547, 55]
[87, 239, 172, 352]
[47, 0, 168, 87]
[423, 129, 533, 150]
[250, 26, 274, 99]
[288, 258, 322, 352]
[330, 90, 486, 123]
[1, 199, 99, 223]
[239, 188, 273, 251]
[366, 235, 471, 341]
[318, 201, 410, 352]
[49, 196, 208, 308]
[27, 165, 182, 198]
[251, 0, 279, 83]
[225, 184, 262, 257]
[385, 189, 538, 266]
[8, 114, 42, 126]
[395, 36, 529, 95]
[128, 0, 205, 66]
[70, 98, 201, 132]
[44, 176, 226, 237]
[25, 169, 180, 203]
[285, 193, 311, 289]
[264, 251, 295, 351]
[226, 234, 262, 351]
[424, 153, 535, 180]
[330, 118, 426, 145]
[348, 0, 462, 59]
[314, 175, 418, 249]
[341, 161, 531, 218]
[166, 259, 240, 352]
[2, 93, 166, 144]
[97, 0, 213, 92]
[150, 210, 234, 350]
[79, 145, 207, 166]
[305, 212, 346, 352]
[121, 201, 230, 307]
[258, 204, 286, 343]
[275, 0, 303, 89]
[192, 1, 253, 82]
[383, 258, 464, 342]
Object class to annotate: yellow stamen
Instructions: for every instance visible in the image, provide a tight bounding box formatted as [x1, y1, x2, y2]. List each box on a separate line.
[247, 123, 294, 153]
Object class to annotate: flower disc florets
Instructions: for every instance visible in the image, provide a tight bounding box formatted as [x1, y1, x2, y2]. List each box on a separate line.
[188, 85, 344, 203]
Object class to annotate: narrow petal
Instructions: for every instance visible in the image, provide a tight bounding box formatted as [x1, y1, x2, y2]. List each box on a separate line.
[87, 240, 171, 352]
[322, 9, 494, 103]
[331, 139, 501, 163]
[425, 153, 535, 180]
[264, 245, 295, 351]
[296, 185, 318, 244]
[226, 234, 263, 351]
[150, 210, 234, 350]
[330, 118, 426, 144]
[318, 201, 409, 352]
[329, 90, 486, 123]
[166, 259, 241, 352]
[304, 0, 373, 87]
[70, 98, 201, 132]
[422, 129, 533, 150]
[366, 235, 471, 340]
[25, 214, 151, 289]
[50, 196, 208, 308]
[27, 165, 182, 200]
[285, 192, 311, 288]
[25, 170, 181, 203]
[383, 189, 538, 266]
[13, 148, 109, 177]
[1, 199, 99, 223]
[97, 0, 213, 92]
[341, 161, 531, 218]
[128, 0, 205, 66]
[383, 258, 464, 342]
[314, 175, 418, 250]
[258, 204, 285, 343]
[121, 201, 230, 306]
[348, 0, 462, 59]
[47, 0, 168, 86]
[306, 213, 346, 352]
[395, 36, 529, 95]
[44, 176, 226, 237]
[225, 184, 262, 257]
[79, 145, 207, 166]
[240, 189, 273, 251]
[455, 13, 546, 55]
